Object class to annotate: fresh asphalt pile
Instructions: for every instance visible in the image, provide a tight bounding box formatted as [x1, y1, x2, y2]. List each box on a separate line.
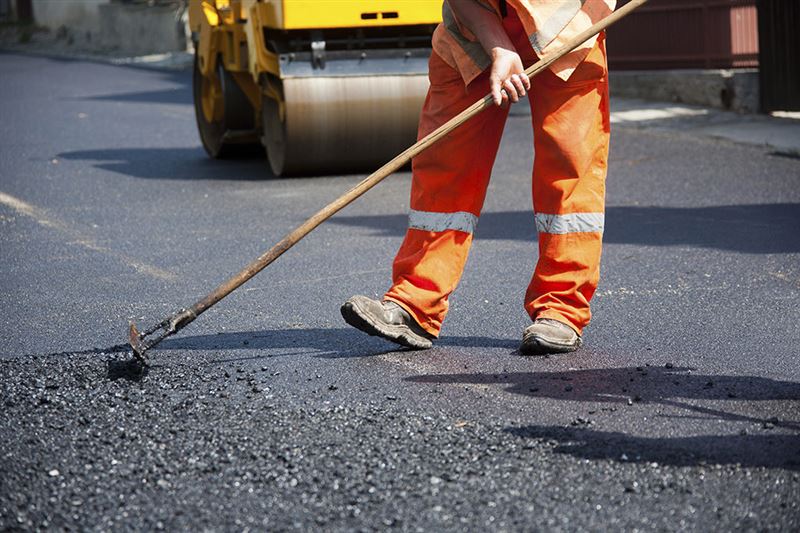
[1, 349, 797, 531]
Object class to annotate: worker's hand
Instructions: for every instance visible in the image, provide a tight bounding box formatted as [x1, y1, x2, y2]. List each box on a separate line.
[489, 47, 530, 107]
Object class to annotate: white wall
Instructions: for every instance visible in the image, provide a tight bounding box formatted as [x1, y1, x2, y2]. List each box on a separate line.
[30, 0, 187, 55]
[31, 0, 107, 32]
[98, 2, 187, 55]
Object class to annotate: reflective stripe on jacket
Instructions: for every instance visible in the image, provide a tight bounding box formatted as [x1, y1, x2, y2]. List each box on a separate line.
[432, 0, 616, 84]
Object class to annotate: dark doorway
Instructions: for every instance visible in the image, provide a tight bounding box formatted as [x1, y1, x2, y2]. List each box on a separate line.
[758, 0, 800, 111]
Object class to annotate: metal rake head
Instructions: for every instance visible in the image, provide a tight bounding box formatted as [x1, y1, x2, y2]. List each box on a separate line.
[128, 308, 196, 364]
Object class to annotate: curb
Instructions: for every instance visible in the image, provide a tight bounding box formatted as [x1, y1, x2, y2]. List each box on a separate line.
[0, 46, 193, 72]
[609, 69, 759, 114]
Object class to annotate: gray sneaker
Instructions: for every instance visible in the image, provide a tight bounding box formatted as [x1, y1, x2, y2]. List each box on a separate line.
[520, 318, 582, 355]
[341, 295, 435, 350]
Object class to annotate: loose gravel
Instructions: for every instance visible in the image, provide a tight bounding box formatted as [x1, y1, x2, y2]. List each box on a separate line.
[2, 351, 798, 531]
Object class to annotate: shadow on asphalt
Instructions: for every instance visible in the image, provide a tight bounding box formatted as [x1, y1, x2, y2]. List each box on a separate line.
[56, 146, 401, 179]
[106, 358, 148, 382]
[409, 366, 800, 469]
[331, 205, 800, 253]
[57, 147, 274, 180]
[80, 86, 191, 105]
[75, 68, 191, 104]
[156, 328, 517, 360]
[504, 425, 800, 470]
[80, 86, 190, 105]
[18, 328, 514, 368]
[407, 367, 800, 421]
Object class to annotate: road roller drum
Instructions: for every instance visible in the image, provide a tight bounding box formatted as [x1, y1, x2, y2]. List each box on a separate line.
[188, 0, 442, 176]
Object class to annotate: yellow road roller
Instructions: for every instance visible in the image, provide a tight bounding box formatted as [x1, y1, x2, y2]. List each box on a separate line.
[188, 0, 442, 176]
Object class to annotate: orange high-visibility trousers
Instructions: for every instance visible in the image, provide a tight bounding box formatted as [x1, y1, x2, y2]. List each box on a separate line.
[384, 13, 610, 338]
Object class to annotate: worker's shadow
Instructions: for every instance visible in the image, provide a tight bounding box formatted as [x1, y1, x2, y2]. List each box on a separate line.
[407, 367, 800, 469]
[504, 424, 800, 470]
[158, 327, 516, 362]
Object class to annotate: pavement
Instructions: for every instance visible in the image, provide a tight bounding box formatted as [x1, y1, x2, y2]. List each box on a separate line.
[608, 99, 800, 158]
[1, 50, 799, 531]
[511, 96, 800, 159]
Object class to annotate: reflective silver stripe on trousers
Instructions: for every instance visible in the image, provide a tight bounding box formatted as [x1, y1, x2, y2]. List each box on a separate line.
[408, 209, 478, 234]
[535, 212, 604, 234]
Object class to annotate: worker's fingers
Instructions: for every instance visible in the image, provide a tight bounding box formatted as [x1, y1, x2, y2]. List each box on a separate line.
[510, 74, 527, 98]
[491, 80, 503, 106]
[503, 79, 519, 103]
[500, 88, 509, 108]
[521, 72, 531, 91]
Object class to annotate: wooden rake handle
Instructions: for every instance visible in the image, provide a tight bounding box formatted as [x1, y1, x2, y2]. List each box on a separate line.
[184, 0, 648, 322]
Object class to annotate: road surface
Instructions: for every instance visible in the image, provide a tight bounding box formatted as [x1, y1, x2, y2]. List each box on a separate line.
[1, 52, 799, 530]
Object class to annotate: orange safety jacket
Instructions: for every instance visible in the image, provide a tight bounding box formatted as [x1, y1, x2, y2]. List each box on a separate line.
[433, 0, 616, 84]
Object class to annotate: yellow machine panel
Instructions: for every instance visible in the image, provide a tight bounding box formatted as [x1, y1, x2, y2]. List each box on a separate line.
[271, 0, 442, 29]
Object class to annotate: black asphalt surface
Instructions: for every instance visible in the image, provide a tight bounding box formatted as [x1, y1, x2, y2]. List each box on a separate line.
[1, 52, 799, 530]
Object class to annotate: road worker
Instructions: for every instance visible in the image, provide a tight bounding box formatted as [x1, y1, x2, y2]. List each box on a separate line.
[342, 0, 616, 355]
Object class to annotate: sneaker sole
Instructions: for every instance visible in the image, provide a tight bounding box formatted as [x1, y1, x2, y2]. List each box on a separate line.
[341, 300, 432, 350]
[520, 335, 582, 356]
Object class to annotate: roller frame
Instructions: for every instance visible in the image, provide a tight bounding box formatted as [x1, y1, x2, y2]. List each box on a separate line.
[188, 0, 441, 175]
